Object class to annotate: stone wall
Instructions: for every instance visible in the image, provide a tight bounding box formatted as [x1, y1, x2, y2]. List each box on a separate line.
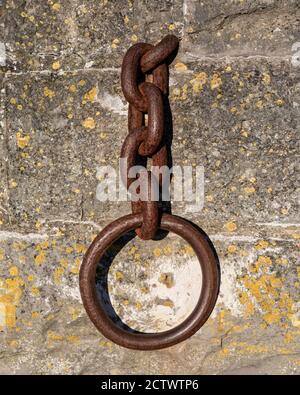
[0, 0, 299, 374]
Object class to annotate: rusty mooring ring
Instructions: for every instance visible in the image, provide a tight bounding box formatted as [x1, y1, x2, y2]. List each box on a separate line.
[79, 213, 219, 350]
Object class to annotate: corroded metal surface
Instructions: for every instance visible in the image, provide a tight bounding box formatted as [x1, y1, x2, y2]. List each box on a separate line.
[80, 213, 219, 350]
[120, 35, 179, 239]
[80, 35, 219, 349]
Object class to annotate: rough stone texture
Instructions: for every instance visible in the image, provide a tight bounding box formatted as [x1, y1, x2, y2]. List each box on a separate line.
[183, 0, 300, 57]
[0, 0, 299, 375]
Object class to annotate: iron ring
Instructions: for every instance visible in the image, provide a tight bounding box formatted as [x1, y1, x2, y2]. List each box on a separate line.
[79, 213, 219, 350]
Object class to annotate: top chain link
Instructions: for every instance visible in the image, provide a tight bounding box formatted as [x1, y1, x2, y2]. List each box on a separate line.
[120, 35, 179, 240]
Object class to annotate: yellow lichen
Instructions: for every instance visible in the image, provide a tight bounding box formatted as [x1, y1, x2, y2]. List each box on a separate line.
[172, 87, 181, 98]
[189, 72, 207, 93]
[38, 241, 49, 250]
[238, 252, 299, 330]
[69, 84, 77, 93]
[53, 267, 64, 285]
[47, 330, 64, 342]
[222, 342, 269, 355]
[82, 117, 96, 129]
[163, 245, 172, 255]
[31, 311, 40, 319]
[70, 258, 81, 274]
[111, 38, 120, 49]
[276, 99, 284, 106]
[0, 276, 23, 328]
[44, 87, 55, 98]
[9, 267, 19, 277]
[255, 240, 269, 250]
[59, 258, 68, 268]
[263, 310, 281, 325]
[115, 271, 124, 281]
[180, 84, 188, 100]
[65, 246, 74, 254]
[34, 251, 46, 266]
[262, 73, 271, 85]
[9, 179, 18, 188]
[31, 287, 40, 296]
[224, 221, 237, 232]
[27, 274, 35, 282]
[68, 306, 79, 321]
[16, 132, 30, 149]
[244, 186, 256, 194]
[74, 243, 87, 254]
[83, 86, 97, 104]
[227, 244, 237, 254]
[67, 335, 80, 344]
[159, 273, 175, 288]
[128, 246, 137, 255]
[270, 277, 283, 288]
[174, 62, 188, 72]
[99, 340, 113, 350]
[162, 299, 174, 308]
[184, 245, 194, 256]
[52, 3, 61, 11]
[210, 73, 222, 90]
[52, 61, 61, 70]
[153, 248, 161, 257]
[8, 340, 18, 348]
[239, 292, 255, 317]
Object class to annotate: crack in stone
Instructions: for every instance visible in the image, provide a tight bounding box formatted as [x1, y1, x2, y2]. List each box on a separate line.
[1, 73, 10, 225]
[219, 351, 300, 375]
[39, 218, 102, 231]
[4, 67, 121, 77]
[0, 230, 48, 242]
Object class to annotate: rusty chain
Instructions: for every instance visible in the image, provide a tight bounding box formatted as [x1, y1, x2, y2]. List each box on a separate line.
[79, 35, 220, 350]
[120, 35, 179, 240]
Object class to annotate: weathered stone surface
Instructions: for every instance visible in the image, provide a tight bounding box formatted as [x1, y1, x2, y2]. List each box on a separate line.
[0, 0, 299, 376]
[0, 222, 299, 374]
[169, 58, 299, 228]
[4, 70, 130, 230]
[183, 0, 300, 57]
[4, 0, 183, 73]
[3, 58, 299, 232]
[0, 72, 9, 227]
[4, 0, 299, 74]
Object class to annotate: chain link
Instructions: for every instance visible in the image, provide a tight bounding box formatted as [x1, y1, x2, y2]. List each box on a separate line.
[120, 35, 179, 240]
